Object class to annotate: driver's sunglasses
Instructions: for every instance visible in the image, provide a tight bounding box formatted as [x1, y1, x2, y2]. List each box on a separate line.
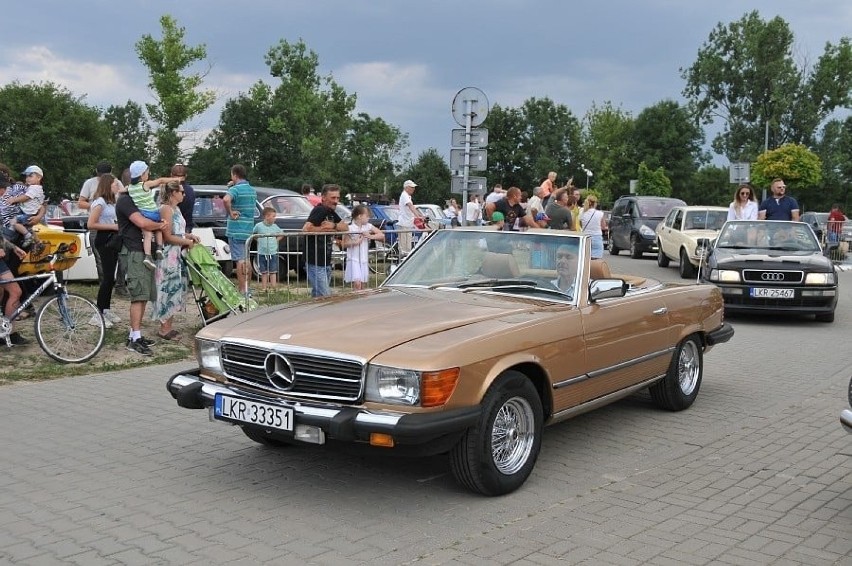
[739, 191, 750, 196]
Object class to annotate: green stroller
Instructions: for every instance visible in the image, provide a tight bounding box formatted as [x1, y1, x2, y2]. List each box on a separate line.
[184, 244, 257, 325]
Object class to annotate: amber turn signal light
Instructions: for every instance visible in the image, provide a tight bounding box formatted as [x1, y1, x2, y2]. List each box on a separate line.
[370, 433, 395, 447]
[421, 368, 460, 407]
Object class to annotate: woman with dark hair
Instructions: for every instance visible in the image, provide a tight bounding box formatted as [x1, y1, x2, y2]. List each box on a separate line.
[86, 174, 122, 328]
[170, 164, 195, 233]
[727, 183, 758, 220]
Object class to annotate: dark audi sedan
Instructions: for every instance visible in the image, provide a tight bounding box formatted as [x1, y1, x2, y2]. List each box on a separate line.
[700, 220, 838, 322]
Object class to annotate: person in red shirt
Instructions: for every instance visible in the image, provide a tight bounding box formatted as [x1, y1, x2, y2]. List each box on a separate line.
[826, 203, 846, 244]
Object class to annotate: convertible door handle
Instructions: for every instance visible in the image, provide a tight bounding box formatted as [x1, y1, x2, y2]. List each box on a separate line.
[652, 307, 668, 315]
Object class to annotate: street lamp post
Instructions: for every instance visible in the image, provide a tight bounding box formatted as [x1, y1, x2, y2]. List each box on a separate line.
[581, 164, 593, 190]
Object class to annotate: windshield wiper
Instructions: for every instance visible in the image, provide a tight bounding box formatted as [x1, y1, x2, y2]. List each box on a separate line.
[457, 279, 538, 289]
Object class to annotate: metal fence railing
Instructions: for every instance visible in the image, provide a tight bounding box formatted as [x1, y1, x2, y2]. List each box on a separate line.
[240, 226, 435, 301]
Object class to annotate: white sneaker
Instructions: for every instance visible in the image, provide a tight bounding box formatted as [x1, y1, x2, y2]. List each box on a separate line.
[88, 313, 113, 329]
[103, 310, 121, 324]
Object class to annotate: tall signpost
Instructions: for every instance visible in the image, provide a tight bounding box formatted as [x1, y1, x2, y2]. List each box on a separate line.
[450, 87, 489, 226]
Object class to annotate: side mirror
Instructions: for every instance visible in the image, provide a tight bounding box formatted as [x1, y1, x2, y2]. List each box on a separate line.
[589, 279, 629, 302]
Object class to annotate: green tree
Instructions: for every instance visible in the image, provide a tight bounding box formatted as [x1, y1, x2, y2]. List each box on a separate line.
[103, 101, 153, 173]
[682, 11, 852, 160]
[632, 100, 706, 198]
[398, 149, 452, 206]
[0, 82, 110, 199]
[813, 117, 852, 211]
[581, 101, 635, 204]
[635, 162, 672, 197]
[751, 143, 822, 190]
[206, 39, 359, 187]
[484, 98, 581, 190]
[336, 113, 408, 193]
[685, 165, 732, 206]
[135, 14, 216, 169]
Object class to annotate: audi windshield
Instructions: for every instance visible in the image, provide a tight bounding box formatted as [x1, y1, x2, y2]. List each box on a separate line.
[715, 220, 821, 252]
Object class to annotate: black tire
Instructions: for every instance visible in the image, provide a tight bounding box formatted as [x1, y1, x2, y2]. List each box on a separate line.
[679, 248, 695, 279]
[35, 293, 104, 363]
[815, 312, 835, 323]
[449, 371, 543, 496]
[241, 426, 293, 447]
[630, 235, 643, 259]
[656, 244, 670, 268]
[609, 239, 620, 255]
[649, 335, 703, 411]
[219, 260, 233, 278]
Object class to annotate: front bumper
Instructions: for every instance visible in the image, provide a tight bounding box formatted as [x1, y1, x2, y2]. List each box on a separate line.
[167, 371, 481, 451]
[842, 409, 852, 434]
[717, 285, 838, 316]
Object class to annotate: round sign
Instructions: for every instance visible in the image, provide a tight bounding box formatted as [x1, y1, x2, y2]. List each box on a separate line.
[451, 87, 489, 127]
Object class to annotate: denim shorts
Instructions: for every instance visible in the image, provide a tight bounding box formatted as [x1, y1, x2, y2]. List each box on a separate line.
[140, 209, 161, 222]
[257, 254, 279, 274]
[229, 238, 247, 261]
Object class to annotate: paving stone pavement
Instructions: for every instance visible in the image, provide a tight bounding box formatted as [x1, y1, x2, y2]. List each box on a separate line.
[0, 258, 850, 565]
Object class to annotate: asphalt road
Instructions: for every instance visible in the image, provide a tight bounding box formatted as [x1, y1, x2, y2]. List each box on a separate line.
[1, 253, 850, 565]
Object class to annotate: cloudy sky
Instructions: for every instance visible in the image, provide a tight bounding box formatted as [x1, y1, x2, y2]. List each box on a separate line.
[3, 0, 850, 167]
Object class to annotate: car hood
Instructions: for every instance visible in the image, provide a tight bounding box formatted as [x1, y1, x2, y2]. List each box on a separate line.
[711, 248, 832, 269]
[196, 287, 552, 359]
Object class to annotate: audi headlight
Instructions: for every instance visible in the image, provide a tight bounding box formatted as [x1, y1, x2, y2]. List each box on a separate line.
[709, 269, 741, 283]
[365, 366, 420, 405]
[639, 225, 655, 237]
[805, 272, 835, 285]
[197, 339, 223, 373]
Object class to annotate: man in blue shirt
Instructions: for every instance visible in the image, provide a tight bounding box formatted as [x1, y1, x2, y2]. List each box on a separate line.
[223, 164, 256, 294]
[758, 178, 799, 221]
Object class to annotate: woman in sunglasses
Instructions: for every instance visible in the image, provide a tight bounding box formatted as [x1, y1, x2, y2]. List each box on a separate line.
[727, 183, 758, 221]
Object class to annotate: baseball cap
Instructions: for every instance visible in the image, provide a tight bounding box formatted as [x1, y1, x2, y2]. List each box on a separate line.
[491, 212, 505, 222]
[23, 165, 44, 177]
[403, 179, 417, 189]
[129, 160, 148, 179]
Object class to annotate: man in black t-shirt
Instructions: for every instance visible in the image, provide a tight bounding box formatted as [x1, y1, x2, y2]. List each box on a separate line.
[302, 184, 347, 297]
[485, 186, 544, 230]
[116, 191, 166, 355]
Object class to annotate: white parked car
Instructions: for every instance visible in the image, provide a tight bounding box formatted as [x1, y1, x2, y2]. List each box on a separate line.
[655, 206, 729, 279]
[60, 227, 228, 281]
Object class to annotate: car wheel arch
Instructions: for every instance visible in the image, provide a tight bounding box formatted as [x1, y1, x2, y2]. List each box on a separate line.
[479, 361, 552, 420]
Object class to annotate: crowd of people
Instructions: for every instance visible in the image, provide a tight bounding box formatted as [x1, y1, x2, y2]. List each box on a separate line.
[1, 161, 845, 358]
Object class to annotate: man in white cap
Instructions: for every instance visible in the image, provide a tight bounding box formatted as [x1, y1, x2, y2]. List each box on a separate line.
[396, 180, 427, 254]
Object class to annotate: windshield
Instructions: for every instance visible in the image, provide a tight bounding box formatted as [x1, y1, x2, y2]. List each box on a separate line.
[381, 206, 400, 221]
[383, 229, 582, 300]
[637, 199, 684, 218]
[715, 221, 820, 251]
[683, 210, 728, 231]
[262, 195, 314, 216]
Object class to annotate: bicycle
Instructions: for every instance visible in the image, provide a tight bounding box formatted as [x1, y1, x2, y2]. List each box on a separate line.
[0, 243, 105, 363]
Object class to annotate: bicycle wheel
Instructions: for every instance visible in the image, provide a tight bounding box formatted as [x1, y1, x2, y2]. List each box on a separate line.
[35, 293, 105, 363]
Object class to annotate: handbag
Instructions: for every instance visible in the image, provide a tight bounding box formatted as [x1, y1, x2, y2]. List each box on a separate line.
[104, 231, 124, 252]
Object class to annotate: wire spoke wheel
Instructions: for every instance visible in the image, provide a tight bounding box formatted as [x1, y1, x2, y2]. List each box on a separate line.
[676, 339, 701, 396]
[35, 293, 105, 363]
[491, 397, 536, 475]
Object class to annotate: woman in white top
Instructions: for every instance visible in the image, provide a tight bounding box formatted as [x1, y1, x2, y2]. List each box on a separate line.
[579, 194, 607, 259]
[727, 183, 758, 220]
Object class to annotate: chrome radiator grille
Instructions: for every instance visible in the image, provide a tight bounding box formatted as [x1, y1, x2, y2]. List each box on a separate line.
[220, 342, 364, 402]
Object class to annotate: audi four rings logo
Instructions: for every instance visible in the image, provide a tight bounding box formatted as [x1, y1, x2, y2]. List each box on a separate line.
[264, 353, 295, 389]
[761, 272, 785, 281]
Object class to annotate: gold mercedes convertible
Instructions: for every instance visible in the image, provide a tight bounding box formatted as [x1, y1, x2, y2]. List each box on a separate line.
[168, 227, 733, 495]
